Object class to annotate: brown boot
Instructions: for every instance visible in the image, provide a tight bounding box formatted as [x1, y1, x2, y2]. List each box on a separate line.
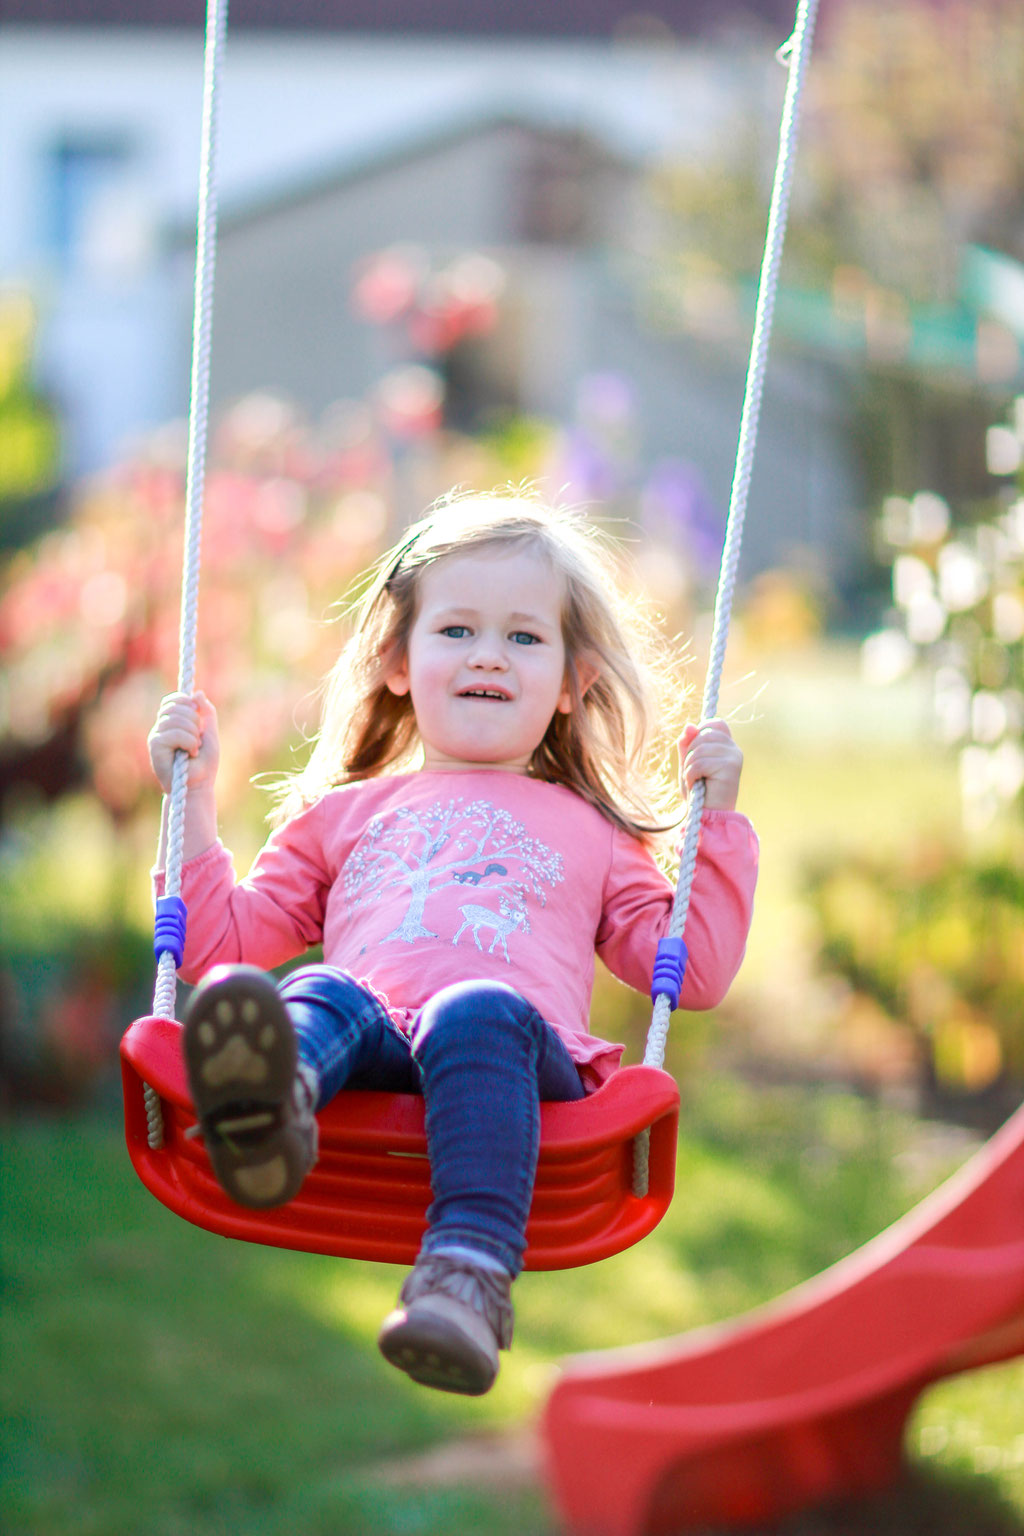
[378, 1252, 514, 1396]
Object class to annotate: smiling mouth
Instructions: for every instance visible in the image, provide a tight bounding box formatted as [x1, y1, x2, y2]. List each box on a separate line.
[458, 689, 512, 701]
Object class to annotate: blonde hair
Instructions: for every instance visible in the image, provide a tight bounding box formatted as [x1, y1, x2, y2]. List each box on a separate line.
[271, 490, 688, 845]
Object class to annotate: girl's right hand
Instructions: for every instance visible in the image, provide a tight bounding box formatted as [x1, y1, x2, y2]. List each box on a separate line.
[148, 691, 220, 794]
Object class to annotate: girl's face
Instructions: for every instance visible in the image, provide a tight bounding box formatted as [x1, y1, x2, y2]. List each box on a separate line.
[384, 544, 573, 774]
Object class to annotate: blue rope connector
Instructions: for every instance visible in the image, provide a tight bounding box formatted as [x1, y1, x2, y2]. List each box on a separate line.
[650, 936, 687, 1008]
[154, 896, 188, 968]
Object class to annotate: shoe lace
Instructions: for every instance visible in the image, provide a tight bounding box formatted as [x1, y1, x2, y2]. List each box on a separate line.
[402, 1254, 514, 1349]
[187, 1074, 317, 1159]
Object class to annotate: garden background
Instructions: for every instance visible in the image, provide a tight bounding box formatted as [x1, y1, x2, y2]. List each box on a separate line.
[3, 2, 1024, 1533]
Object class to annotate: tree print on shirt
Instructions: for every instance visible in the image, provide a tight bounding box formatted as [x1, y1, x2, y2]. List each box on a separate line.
[341, 797, 563, 955]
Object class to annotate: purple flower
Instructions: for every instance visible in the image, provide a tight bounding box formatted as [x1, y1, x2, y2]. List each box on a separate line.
[642, 460, 723, 577]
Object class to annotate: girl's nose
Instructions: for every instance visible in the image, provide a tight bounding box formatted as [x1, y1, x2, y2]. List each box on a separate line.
[467, 630, 508, 668]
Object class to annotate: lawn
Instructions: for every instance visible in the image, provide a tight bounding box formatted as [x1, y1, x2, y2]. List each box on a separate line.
[3, 643, 1022, 1535]
[3, 1078, 1022, 1536]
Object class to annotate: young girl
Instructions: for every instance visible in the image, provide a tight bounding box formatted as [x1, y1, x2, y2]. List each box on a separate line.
[148, 491, 757, 1397]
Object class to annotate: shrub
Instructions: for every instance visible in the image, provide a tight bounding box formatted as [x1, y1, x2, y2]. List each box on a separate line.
[805, 845, 1024, 1118]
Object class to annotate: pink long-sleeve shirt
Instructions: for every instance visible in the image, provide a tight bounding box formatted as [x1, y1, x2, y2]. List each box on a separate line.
[160, 770, 758, 1088]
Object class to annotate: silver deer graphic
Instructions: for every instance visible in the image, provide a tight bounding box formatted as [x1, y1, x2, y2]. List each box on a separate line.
[453, 895, 529, 960]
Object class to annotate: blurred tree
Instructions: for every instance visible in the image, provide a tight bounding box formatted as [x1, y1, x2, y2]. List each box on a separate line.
[810, 395, 1024, 1121]
[639, 0, 1024, 542]
[864, 395, 1024, 831]
[806, 0, 1024, 294]
[0, 289, 63, 551]
[647, 0, 1024, 304]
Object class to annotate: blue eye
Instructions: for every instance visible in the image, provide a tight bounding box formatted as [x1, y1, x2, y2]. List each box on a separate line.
[441, 625, 470, 639]
[511, 631, 540, 646]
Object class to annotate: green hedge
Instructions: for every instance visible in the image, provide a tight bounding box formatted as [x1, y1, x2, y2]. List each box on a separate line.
[804, 846, 1024, 1105]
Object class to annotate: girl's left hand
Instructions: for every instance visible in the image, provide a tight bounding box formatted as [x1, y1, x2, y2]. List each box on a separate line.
[678, 719, 743, 812]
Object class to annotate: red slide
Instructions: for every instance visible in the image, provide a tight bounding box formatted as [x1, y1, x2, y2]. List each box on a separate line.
[542, 1098, 1024, 1535]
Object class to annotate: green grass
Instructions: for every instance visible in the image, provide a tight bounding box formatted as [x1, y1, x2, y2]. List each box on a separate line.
[3, 1079, 1022, 1536]
[3, 644, 1021, 1533]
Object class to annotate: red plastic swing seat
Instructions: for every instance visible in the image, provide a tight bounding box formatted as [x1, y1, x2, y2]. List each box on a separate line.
[120, 1013, 679, 1270]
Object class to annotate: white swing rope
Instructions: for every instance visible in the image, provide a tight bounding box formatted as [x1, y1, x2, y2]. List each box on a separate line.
[633, 0, 819, 1194]
[144, 0, 227, 1148]
[143, 0, 817, 1164]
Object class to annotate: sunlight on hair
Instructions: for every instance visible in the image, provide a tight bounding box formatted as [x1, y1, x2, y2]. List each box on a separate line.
[265, 486, 691, 850]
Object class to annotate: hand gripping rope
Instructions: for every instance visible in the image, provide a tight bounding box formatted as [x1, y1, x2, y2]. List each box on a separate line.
[633, 0, 819, 1194]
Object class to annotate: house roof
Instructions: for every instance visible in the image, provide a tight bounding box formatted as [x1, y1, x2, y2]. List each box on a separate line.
[165, 108, 633, 243]
[2, 0, 799, 39]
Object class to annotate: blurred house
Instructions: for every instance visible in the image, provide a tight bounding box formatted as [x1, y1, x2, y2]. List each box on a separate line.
[204, 106, 863, 586]
[2, 2, 789, 460]
[0, 0, 933, 596]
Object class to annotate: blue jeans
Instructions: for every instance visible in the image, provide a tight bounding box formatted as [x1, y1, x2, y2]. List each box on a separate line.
[277, 965, 586, 1277]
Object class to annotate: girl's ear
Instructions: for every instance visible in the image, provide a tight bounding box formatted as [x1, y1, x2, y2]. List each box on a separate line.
[557, 654, 600, 714]
[383, 650, 411, 697]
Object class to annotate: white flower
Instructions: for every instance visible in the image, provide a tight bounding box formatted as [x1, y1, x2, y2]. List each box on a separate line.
[985, 425, 1022, 477]
[861, 629, 915, 686]
[938, 543, 988, 612]
[993, 591, 1024, 644]
[971, 691, 1008, 745]
[934, 667, 972, 743]
[893, 553, 934, 608]
[909, 491, 950, 544]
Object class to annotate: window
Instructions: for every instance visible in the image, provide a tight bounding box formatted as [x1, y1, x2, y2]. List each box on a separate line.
[45, 132, 149, 278]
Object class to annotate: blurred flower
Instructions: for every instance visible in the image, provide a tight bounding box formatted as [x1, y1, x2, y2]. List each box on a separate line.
[556, 427, 622, 502]
[376, 365, 444, 438]
[933, 665, 972, 742]
[353, 247, 503, 360]
[993, 591, 1024, 644]
[971, 690, 1009, 745]
[892, 553, 935, 608]
[938, 542, 988, 611]
[641, 458, 723, 580]
[406, 255, 504, 355]
[861, 628, 916, 686]
[351, 245, 426, 326]
[909, 492, 951, 545]
[868, 397, 1023, 830]
[986, 425, 1023, 478]
[576, 372, 636, 432]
